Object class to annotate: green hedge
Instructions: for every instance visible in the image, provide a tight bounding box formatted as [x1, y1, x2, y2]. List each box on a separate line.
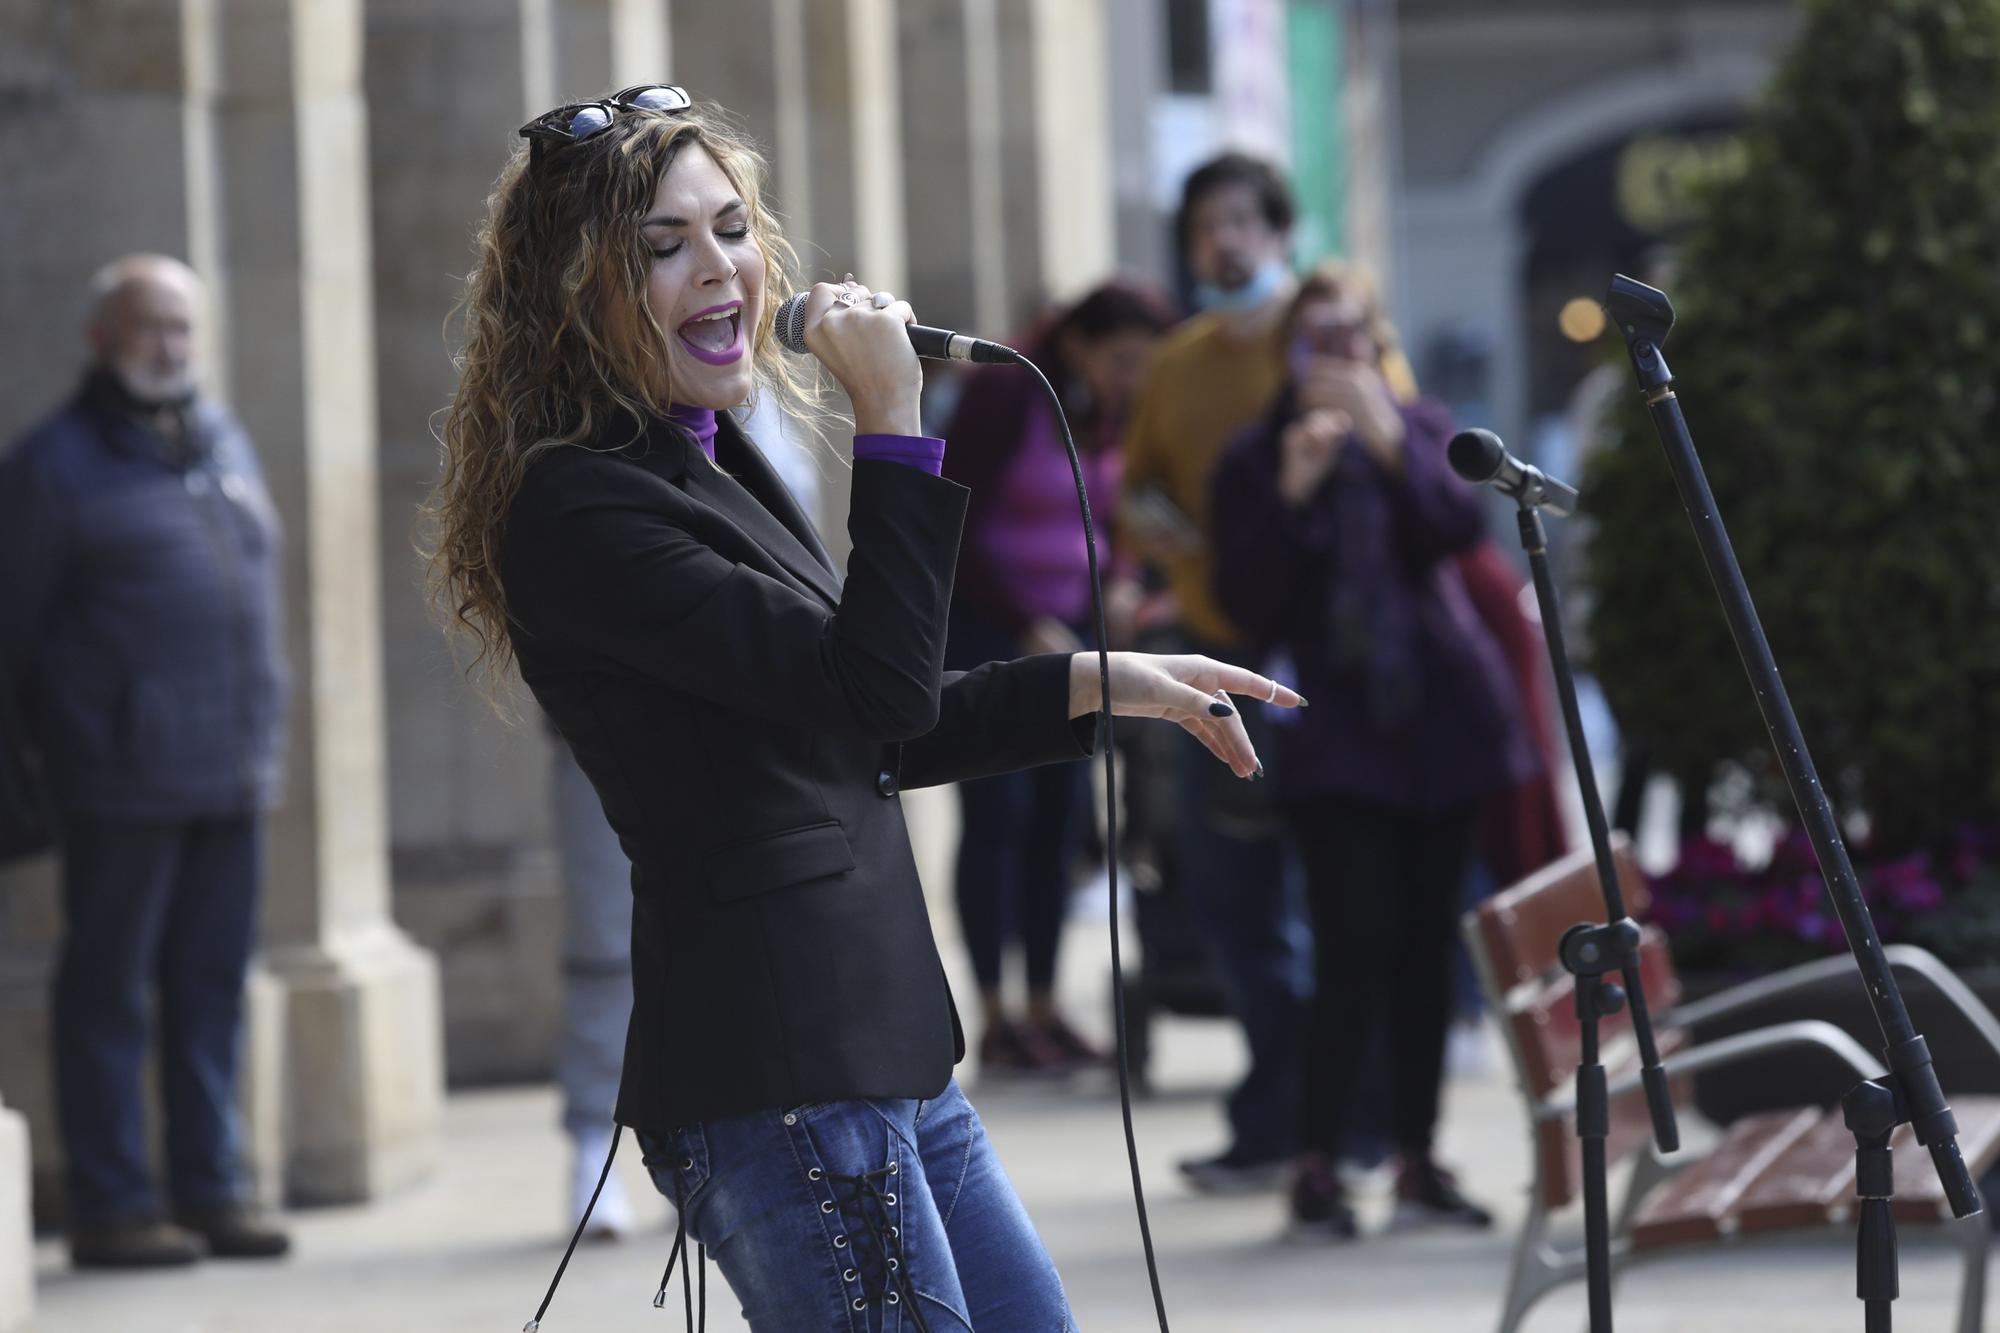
[1582, 0, 2000, 854]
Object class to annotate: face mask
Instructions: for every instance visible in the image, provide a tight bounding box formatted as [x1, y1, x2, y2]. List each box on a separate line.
[1191, 257, 1290, 314]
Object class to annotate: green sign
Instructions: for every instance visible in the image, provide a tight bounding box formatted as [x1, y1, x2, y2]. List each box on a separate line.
[1287, 0, 1345, 264]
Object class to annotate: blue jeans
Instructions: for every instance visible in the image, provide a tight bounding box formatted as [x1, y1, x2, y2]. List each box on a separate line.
[637, 1079, 1075, 1331]
[53, 813, 260, 1221]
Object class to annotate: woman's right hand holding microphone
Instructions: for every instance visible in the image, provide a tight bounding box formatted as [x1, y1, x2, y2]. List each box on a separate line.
[798, 278, 923, 438]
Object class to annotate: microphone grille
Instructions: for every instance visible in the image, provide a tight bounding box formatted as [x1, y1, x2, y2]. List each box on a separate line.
[1447, 429, 1505, 484]
[774, 291, 811, 354]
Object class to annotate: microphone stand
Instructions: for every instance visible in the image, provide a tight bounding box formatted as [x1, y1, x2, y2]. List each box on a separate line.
[1506, 475, 1681, 1333]
[1606, 274, 1984, 1332]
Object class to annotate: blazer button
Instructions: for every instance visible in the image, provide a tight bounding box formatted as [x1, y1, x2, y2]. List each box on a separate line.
[876, 769, 898, 798]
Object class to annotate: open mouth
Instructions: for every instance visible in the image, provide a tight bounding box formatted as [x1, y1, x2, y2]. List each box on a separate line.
[678, 302, 744, 366]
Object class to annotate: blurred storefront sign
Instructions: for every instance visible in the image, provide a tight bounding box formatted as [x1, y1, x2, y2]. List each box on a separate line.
[1614, 129, 1749, 236]
[1211, 0, 1292, 163]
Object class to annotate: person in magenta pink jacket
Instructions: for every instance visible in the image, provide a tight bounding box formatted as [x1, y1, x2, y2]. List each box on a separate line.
[940, 280, 1174, 1073]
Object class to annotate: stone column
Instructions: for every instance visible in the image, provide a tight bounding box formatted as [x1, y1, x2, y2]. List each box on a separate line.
[897, 0, 1118, 324]
[896, 0, 1008, 335]
[1103, 0, 1171, 286]
[200, 0, 444, 1204]
[1028, 0, 1115, 305]
[823, 0, 908, 567]
[0, 1092, 27, 1332]
[361, 0, 565, 1091]
[996, 1, 1056, 328]
[549, 0, 671, 96]
[786, 0, 906, 302]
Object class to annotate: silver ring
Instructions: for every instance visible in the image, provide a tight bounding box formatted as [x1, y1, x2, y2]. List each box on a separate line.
[833, 286, 861, 308]
[1265, 678, 1279, 705]
[871, 290, 896, 309]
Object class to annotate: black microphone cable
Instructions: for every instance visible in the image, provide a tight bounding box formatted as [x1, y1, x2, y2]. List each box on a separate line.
[990, 344, 1173, 1333]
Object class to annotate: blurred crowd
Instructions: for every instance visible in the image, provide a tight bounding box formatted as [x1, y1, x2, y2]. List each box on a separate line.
[923, 150, 1569, 1242]
[0, 151, 1570, 1271]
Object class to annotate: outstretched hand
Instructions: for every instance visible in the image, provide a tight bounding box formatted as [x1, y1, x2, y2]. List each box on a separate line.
[1067, 651, 1306, 780]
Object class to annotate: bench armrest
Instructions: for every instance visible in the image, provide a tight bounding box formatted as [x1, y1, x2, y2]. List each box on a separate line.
[1538, 1019, 1887, 1119]
[1665, 945, 2000, 1068]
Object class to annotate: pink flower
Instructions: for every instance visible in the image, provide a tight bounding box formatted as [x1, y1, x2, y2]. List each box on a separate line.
[1951, 825, 1995, 883]
[1652, 897, 1695, 931]
[1771, 830, 1822, 876]
[1870, 852, 1944, 915]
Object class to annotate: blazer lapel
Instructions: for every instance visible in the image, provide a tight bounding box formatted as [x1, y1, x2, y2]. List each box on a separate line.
[717, 415, 840, 576]
[674, 415, 843, 608]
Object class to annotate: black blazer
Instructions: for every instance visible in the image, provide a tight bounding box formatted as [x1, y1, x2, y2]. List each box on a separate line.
[500, 411, 1095, 1129]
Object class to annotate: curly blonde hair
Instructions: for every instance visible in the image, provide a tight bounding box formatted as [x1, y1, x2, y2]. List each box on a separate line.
[425, 99, 827, 701]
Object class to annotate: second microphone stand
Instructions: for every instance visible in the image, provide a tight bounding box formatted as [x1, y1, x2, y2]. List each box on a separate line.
[1509, 479, 1679, 1333]
[1605, 273, 1983, 1333]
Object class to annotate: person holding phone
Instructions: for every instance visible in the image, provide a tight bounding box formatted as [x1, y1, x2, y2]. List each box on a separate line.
[1210, 259, 1537, 1240]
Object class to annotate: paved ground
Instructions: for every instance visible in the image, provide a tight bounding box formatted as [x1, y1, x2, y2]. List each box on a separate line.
[28, 911, 1992, 1332]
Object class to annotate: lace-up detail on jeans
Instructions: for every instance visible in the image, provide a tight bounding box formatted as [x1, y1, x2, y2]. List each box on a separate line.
[522, 1125, 709, 1332]
[824, 1161, 930, 1331]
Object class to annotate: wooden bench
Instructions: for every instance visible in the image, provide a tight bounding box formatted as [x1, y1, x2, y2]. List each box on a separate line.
[1466, 838, 2000, 1333]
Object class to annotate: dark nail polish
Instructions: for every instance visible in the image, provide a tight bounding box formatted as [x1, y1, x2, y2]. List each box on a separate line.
[1209, 700, 1235, 718]
[1297, 696, 1311, 708]
[1253, 764, 1265, 780]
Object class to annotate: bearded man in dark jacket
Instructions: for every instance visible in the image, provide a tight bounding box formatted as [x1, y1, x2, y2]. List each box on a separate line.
[0, 254, 291, 1269]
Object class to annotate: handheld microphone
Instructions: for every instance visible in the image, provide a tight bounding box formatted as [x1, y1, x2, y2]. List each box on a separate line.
[771, 290, 1017, 365]
[1447, 428, 1580, 516]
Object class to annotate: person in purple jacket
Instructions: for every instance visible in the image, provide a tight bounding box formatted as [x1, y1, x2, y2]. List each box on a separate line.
[940, 280, 1173, 1074]
[1210, 260, 1539, 1241]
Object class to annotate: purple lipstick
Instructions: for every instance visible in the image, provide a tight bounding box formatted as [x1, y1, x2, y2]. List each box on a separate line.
[678, 300, 744, 366]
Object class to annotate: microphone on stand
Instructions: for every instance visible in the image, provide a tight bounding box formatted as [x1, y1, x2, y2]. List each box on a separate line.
[1447, 427, 1580, 516]
[771, 290, 1018, 364]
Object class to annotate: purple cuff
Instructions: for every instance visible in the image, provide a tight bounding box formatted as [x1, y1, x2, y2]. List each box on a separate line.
[854, 433, 946, 476]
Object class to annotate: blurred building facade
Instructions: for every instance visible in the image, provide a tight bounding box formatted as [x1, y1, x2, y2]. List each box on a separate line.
[0, 0, 1796, 1318]
[1392, 0, 1797, 456]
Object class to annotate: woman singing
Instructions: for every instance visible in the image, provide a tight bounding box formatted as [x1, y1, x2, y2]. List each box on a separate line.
[428, 86, 1299, 1331]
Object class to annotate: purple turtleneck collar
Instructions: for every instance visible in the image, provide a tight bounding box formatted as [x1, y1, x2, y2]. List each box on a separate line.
[665, 400, 947, 476]
[669, 403, 719, 462]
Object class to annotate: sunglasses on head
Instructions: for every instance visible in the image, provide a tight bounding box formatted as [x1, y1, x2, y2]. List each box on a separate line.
[518, 83, 692, 144]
